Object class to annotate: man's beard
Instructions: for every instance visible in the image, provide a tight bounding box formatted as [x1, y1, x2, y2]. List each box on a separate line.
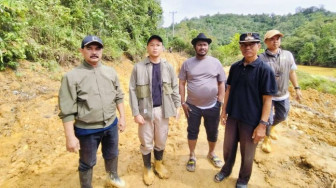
[196, 51, 207, 57]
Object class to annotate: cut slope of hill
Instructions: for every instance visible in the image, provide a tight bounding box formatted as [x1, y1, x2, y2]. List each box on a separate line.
[0, 52, 335, 187]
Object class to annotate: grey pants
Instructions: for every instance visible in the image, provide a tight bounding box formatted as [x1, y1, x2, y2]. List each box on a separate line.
[267, 98, 290, 136]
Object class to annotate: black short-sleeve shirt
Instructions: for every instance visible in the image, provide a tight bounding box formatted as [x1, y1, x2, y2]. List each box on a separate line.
[226, 57, 277, 127]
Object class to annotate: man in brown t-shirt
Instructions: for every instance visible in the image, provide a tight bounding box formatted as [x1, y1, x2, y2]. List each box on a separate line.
[179, 33, 226, 172]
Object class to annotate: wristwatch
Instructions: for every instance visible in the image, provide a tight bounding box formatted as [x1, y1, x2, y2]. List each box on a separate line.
[259, 120, 269, 126]
[294, 86, 301, 90]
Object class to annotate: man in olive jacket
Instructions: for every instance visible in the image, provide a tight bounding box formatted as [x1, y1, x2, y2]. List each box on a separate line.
[129, 35, 181, 185]
[59, 35, 126, 188]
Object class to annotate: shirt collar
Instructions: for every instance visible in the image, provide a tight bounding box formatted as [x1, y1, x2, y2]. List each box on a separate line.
[238, 57, 262, 68]
[82, 60, 102, 69]
[265, 48, 281, 57]
[145, 57, 166, 65]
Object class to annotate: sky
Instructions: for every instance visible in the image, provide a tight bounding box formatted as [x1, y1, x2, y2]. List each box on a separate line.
[160, 0, 336, 27]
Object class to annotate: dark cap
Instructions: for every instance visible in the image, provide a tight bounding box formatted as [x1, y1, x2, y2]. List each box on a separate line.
[81, 35, 104, 48]
[147, 35, 163, 45]
[191, 33, 212, 45]
[239, 33, 261, 43]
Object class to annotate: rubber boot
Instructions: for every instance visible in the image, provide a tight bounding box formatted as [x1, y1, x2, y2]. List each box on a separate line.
[79, 169, 93, 188]
[261, 136, 272, 153]
[142, 153, 154, 185]
[105, 157, 125, 188]
[269, 126, 278, 140]
[154, 150, 169, 179]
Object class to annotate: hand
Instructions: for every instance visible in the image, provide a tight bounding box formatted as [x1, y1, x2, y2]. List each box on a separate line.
[65, 135, 80, 153]
[118, 116, 126, 133]
[181, 103, 191, 118]
[295, 89, 302, 102]
[134, 115, 145, 125]
[252, 124, 266, 144]
[175, 107, 181, 120]
[220, 111, 227, 126]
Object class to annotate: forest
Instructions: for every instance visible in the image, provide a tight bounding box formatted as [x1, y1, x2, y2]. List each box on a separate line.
[0, 0, 163, 70]
[167, 6, 336, 67]
[1, 1, 336, 70]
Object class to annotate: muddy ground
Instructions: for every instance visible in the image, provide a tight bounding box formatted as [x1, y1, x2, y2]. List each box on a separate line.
[0, 52, 335, 188]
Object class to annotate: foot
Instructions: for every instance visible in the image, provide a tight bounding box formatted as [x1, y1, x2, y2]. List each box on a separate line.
[207, 155, 223, 168]
[236, 182, 248, 188]
[270, 126, 278, 140]
[261, 136, 272, 153]
[154, 160, 169, 179]
[214, 171, 229, 183]
[186, 158, 196, 172]
[143, 167, 155, 185]
[106, 174, 125, 188]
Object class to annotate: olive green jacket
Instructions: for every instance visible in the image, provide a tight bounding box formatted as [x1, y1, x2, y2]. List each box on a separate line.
[129, 57, 181, 119]
[58, 61, 124, 129]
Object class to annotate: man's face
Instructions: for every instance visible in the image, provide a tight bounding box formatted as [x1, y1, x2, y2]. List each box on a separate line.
[239, 42, 261, 58]
[147, 39, 163, 58]
[80, 43, 103, 65]
[194, 41, 209, 57]
[265, 35, 281, 51]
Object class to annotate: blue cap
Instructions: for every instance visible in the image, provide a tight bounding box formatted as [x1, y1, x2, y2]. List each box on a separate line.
[147, 35, 163, 45]
[81, 35, 104, 48]
[239, 33, 261, 43]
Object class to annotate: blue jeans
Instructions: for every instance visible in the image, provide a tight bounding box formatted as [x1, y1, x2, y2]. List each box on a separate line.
[76, 124, 119, 171]
[186, 101, 221, 142]
[266, 98, 290, 136]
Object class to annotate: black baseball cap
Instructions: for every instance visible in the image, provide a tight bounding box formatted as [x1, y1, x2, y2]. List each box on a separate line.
[147, 35, 163, 45]
[239, 33, 261, 43]
[81, 35, 104, 48]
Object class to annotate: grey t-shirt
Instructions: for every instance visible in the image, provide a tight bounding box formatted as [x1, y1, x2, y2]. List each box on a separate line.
[259, 49, 297, 98]
[179, 56, 226, 107]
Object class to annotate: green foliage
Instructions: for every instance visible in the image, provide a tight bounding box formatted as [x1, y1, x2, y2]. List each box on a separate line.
[169, 37, 192, 54]
[298, 42, 316, 65]
[297, 71, 336, 94]
[167, 6, 336, 67]
[0, 0, 28, 70]
[212, 33, 241, 65]
[0, 0, 163, 70]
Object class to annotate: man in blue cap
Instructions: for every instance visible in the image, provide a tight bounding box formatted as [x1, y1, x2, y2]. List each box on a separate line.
[214, 33, 277, 188]
[59, 35, 126, 188]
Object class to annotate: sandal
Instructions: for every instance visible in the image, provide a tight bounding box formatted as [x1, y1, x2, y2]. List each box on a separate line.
[186, 158, 196, 172]
[214, 171, 228, 183]
[208, 155, 223, 168]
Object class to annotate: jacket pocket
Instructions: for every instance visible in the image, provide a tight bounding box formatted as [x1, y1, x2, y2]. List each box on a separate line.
[162, 82, 173, 94]
[136, 84, 150, 99]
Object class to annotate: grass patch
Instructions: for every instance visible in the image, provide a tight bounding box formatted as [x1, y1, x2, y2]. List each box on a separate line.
[297, 65, 336, 77]
[297, 70, 336, 94]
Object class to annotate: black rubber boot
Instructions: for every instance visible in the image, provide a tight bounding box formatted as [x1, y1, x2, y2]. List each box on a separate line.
[79, 169, 93, 188]
[105, 157, 125, 187]
[154, 150, 163, 161]
[142, 153, 154, 185]
[142, 153, 152, 169]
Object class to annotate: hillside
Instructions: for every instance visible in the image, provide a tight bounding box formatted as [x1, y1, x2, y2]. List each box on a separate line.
[167, 7, 336, 67]
[0, 52, 335, 187]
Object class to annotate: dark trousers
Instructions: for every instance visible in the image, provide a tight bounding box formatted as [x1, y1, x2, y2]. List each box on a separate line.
[221, 117, 257, 185]
[77, 124, 119, 171]
[187, 102, 221, 142]
[266, 98, 290, 135]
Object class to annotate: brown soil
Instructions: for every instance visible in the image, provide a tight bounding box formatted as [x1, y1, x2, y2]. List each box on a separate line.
[0, 52, 335, 188]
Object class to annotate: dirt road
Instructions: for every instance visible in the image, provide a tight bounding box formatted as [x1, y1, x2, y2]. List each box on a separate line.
[0, 53, 335, 187]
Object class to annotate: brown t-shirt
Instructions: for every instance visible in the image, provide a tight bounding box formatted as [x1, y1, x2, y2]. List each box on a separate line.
[179, 56, 226, 107]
